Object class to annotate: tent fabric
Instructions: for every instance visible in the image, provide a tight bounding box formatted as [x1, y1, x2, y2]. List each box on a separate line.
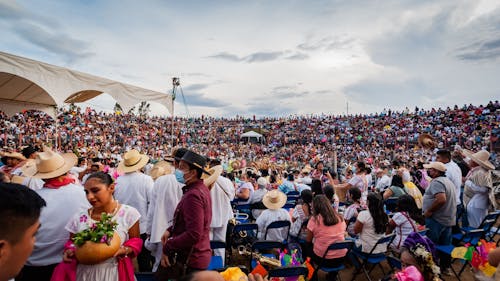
[0, 51, 173, 118]
[240, 131, 263, 138]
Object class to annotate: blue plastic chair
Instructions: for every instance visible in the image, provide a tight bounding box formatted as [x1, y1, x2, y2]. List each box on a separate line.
[350, 234, 396, 281]
[268, 266, 309, 278]
[208, 240, 226, 270]
[265, 220, 291, 242]
[436, 228, 485, 278]
[314, 240, 354, 281]
[384, 197, 398, 213]
[453, 219, 495, 244]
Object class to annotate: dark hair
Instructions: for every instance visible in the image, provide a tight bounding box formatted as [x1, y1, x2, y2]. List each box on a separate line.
[86, 171, 114, 185]
[365, 167, 372, 174]
[397, 195, 425, 225]
[391, 174, 404, 188]
[300, 189, 313, 214]
[348, 187, 362, 202]
[312, 195, 340, 226]
[311, 179, 323, 195]
[287, 174, 294, 181]
[208, 158, 221, 167]
[366, 192, 388, 234]
[324, 184, 335, 201]
[22, 145, 37, 159]
[436, 149, 451, 161]
[356, 161, 366, 173]
[0, 183, 46, 244]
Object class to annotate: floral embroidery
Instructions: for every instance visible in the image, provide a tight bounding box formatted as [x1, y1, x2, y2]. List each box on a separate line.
[79, 214, 88, 223]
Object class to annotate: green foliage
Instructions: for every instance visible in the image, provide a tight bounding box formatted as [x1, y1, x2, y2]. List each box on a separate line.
[72, 212, 118, 247]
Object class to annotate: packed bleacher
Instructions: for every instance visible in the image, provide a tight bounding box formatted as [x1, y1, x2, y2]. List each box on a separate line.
[1, 100, 500, 281]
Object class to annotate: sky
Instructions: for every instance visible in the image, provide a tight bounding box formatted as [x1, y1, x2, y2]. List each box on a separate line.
[1, 0, 499, 117]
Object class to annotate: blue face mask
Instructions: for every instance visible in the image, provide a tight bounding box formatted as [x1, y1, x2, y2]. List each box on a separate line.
[175, 169, 185, 183]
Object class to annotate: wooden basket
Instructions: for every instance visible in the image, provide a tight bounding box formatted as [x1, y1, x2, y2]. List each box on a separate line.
[75, 232, 121, 265]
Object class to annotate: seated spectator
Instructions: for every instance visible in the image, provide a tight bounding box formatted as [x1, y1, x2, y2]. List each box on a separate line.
[306, 195, 347, 281]
[250, 177, 269, 219]
[278, 174, 297, 194]
[353, 192, 389, 254]
[323, 184, 340, 211]
[344, 187, 362, 236]
[383, 174, 407, 200]
[235, 173, 254, 204]
[387, 195, 425, 252]
[290, 189, 313, 241]
[256, 190, 291, 241]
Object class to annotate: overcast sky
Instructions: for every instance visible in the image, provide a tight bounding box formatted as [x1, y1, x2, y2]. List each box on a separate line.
[1, 0, 499, 117]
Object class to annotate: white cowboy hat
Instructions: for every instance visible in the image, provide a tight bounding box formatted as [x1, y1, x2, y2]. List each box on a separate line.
[150, 160, 174, 180]
[462, 149, 495, 170]
[423, 162, 447, 173]
[23, 149, 77, 179]
[118, 149, 149, 173]
[262, 190, 287, 210]
[202, 165, 223, 188]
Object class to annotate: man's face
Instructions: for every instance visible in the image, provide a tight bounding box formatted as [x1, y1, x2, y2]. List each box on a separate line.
[435, 154, 448, 164]
[427, 168, 439, 179]
[0, 220, 40, 281]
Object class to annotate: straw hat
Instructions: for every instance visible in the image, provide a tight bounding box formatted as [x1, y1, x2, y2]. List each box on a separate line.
[0, 151, 27, 161]
[418, 133, 435, 149]
[202, 165, 223, 188]
[23, 149, 77, 179]
[118, 149, 149, 173]
[231, 160, 241, 170]
[150, 160, 174, 180]
[462, 149, 495, 170]
[262, 190, 287, 210]
[423, 162, 447, 173]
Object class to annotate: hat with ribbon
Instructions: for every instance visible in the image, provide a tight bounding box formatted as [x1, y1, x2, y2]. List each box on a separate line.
[118, 149, 149, 173]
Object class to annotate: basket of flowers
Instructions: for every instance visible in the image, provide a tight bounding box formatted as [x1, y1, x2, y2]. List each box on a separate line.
[72, 212, 121, 265]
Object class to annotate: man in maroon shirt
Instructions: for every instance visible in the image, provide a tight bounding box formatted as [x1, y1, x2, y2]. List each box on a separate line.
[161, 150, 212, 273]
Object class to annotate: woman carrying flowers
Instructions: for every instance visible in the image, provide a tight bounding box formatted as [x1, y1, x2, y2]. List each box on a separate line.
[54, 172, 142, 281]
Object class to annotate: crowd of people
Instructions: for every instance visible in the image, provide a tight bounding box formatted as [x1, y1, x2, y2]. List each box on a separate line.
[0, 100, 499, 281]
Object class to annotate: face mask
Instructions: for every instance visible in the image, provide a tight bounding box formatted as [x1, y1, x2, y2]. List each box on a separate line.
[175, 169, 185, 183]
[352, 167, 357, 174]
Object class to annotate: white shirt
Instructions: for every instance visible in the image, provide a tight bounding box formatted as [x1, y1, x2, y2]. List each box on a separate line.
[356, 210, 387, 254]
[256, 208, 291, 240]
[445, 161, 463, 204]
[376, 175, 391, 191]
[115, 171, 154, 234]
[27, 183, 90, 266]
[210, 176, 235, 228]
[147, 174, 183, 243]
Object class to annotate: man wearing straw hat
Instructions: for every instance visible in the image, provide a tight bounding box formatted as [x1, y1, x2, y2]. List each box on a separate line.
[256, 190, 291, 241]
[462, 149, 496, 228]
[17, 148, 89, 281]
[146, 148, 187, 272]
[161, 150, 213, 273]
[115, 149, 154, 271]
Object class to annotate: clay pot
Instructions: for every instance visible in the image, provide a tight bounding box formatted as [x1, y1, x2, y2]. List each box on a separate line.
[75, 232, 121, 265]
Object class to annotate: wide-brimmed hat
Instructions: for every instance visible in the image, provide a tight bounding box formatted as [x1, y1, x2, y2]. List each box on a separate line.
[118, 149, 149, 173]
[0, 151, 27, 161]
[418, 133, 435, 149]
[462, 149, 495, 170]
[172, 148, 188, 162]
[23, 149, 77, 179]
[231, 160, 241, 170]
[179, 150, 211, 175]
[150, 160, 174, 180]
[202, 165, 223, 187]
[262, 190, 287, 210]
[423, 162, 447, 172]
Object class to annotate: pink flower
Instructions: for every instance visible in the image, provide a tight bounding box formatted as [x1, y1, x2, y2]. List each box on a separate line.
[79, 215, 88, 223]
[100, 235, 107, 243]
[90, 222, 97, 229]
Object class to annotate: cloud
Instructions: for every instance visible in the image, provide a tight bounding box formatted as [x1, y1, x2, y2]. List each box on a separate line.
[178, 91, 229, 108]
[183, 83, 210, 91]
[285, 52, 309, 60]
[207, 52, 242, 62]
[13, 23, 93, 62]
[244, 51, 283, 62]
[297, 35, 356, 51]
[245, 100, 295, 116]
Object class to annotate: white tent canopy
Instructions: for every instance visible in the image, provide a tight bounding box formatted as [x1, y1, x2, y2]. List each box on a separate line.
[240, 130, 264, 143]
[0, 51, 173, 118]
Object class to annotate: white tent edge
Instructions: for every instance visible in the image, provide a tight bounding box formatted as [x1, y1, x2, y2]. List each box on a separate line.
[0, 51, 173, 118]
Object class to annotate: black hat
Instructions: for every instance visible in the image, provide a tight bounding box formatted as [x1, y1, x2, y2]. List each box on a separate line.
[180, 150, 211, 175]
[173, 148, 188, 161]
